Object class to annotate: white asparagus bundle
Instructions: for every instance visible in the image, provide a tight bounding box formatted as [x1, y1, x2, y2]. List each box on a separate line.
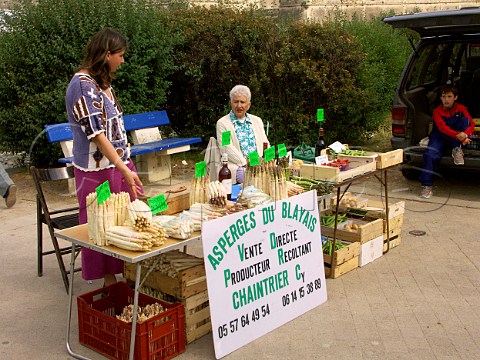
[105, 225, 153, 251]
[144, 222, 167, 247]
[86, 192, 105, 245]
[139, 251, 204, 278]
[116, 303, 166, 324]
[286, 181, 304, 197]
[206, 180, 227, 206]
[86, 192, 131, 245]
[188, 202, 228, 220]
[190, 175, 209, 205]
[127, 199, 153, 231]
[153, 215, 192, 239]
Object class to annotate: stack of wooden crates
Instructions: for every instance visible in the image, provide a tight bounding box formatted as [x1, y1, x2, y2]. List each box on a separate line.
[321, 198, 405, 278]
[124, 250, 211, 344]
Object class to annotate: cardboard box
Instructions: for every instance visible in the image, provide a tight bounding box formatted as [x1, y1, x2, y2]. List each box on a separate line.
[300, 160, 376, 183]
[323, 240, 360, 279]
[358, 235, 383, 267]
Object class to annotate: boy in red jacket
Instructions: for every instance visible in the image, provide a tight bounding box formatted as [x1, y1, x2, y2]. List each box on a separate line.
[419, 84, 474, 198]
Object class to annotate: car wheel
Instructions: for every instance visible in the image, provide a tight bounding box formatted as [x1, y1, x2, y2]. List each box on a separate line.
[401, 165, 421, 180]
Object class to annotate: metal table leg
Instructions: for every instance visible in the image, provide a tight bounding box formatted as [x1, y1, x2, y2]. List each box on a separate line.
[65, 243, 89, 360]
[129, 263, 142, 360]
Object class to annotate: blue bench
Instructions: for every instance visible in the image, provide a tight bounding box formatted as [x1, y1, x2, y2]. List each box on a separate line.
[45, 110, 202, 182]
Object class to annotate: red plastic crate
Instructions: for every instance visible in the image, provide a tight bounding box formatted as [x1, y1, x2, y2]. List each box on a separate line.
[77, 281, 185, 360]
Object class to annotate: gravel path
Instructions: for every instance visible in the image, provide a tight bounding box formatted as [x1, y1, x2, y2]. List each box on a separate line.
[1, 152, 23, 169]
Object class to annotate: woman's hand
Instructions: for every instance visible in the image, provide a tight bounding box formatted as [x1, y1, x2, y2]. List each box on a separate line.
[123, 170, 143, 199]
[92, 133, 144, 198]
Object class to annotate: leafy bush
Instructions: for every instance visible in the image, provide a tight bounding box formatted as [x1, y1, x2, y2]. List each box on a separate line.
[0, 2, 410, 166]
[0, 0, 180, 166]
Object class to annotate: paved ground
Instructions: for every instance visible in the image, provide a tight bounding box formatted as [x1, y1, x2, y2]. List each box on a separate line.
[1, 165, 479, 360]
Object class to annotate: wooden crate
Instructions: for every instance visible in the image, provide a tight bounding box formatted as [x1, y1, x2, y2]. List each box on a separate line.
[300, 160, 376, 183]
[124, 251, 207, 299]
[364, 199, 405, 220]
[161, 189, 190, 215]
[376, 149, 403, 169]
[321, 217, 384, 244]
[382, 213, 404, 234]
[184, 289, 212, 344]
[337, 149, 403, 169]
[318, 193, 334, 212]
[330, 191, 368, 209]
[333, 199, 405, 222]
[140, 286, 212, 344]
[383, 234, 401, 252]
[383, 222, 402, 241]
[323, 241, 360, 279]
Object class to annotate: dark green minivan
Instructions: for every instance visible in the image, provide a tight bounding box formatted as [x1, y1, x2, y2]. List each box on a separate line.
[384, 8, 480, 179]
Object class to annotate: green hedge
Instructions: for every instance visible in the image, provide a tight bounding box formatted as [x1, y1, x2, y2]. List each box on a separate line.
[0, 1, 411, 166]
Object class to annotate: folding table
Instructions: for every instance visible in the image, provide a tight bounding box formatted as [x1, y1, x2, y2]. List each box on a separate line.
[55, 224, 201, 360]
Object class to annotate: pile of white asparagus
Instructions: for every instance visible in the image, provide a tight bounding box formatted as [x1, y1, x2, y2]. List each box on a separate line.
[190, 175, 209, 205]
[152, 215, 195, 240]
[86, 192, 166, 251]
[86, 192, 131, 246]
[105, 224, 166, 251]
[127, 199, 153, 231]
[241, 159, 288, 201]
[116, 303, 166, 323]
[190, 174, 228, 206]
[138, 250, 205, 278]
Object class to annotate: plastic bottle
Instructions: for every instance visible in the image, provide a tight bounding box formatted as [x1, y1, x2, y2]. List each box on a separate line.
[218, 153, 232, 200]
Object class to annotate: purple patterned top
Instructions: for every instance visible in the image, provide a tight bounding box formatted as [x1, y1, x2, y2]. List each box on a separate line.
[65, 73, 130, 171]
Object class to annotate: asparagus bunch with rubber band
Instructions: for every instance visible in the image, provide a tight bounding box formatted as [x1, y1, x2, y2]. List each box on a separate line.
[127, 199, 153, 231]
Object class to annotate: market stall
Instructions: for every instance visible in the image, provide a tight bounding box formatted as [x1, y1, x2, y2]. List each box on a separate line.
[54, 141, 403, 360]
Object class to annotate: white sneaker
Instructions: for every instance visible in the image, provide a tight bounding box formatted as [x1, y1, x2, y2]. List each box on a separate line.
[419, 185, 432, 199]
[452, 147, 464, 165]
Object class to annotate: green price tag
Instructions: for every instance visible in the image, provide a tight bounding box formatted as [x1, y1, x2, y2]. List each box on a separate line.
[195, 161, 207, 178]
[317, 108, 325, 122]
[264, 145, 275, 162]
[96, 180, 111, 205]
[148, 194, 168, 215]
[278, 143, 287, 158]
[221, 131, 231, 146]
[249, 151, 260, 166]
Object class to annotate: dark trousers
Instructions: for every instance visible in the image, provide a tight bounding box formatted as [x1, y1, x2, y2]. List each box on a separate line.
[419, 117, 469, 186]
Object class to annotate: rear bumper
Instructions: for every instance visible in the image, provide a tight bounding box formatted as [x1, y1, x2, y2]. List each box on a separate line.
[403, 146, 480, 170]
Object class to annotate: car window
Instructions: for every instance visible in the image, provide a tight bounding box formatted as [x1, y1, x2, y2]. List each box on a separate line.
[408, 43, 450, 90]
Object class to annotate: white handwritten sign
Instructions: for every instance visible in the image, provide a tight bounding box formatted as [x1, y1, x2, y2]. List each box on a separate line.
[202, 191, 327, 358]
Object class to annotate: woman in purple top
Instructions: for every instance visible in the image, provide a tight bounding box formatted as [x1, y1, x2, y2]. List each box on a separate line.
[65, 28, 143, 287]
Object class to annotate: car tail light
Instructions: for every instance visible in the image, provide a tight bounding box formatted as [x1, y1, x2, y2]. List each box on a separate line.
[392, 105, 407, 135]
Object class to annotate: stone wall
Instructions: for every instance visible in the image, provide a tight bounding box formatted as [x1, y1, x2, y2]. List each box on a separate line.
[2, 0, 480, 19]
[297, 1, 480, 21]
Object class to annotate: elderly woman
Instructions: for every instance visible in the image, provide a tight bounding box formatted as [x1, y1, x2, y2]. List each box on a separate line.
[216, 85, 270, 183]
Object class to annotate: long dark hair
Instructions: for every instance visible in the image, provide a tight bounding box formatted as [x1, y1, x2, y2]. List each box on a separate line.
[79, 28, 127, 89]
